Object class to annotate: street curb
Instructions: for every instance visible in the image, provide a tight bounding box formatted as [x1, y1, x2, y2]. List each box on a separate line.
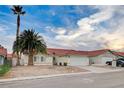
[0, 72, 92, 83]
[92, 69, 123, 73]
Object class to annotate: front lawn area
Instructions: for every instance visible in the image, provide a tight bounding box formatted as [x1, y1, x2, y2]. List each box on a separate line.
[0, 65, 88, 79]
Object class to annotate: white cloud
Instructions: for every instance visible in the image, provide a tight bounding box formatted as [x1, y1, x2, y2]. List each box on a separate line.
[46, 6, 124, 51]
[55, 28, 66, 35]
[100, 20, 124, 50]
[47, 27, 67, 35]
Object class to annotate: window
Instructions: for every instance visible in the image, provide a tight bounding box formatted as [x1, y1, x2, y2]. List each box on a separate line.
[34, 56, 37, 62]
[41, 56, 44, 62]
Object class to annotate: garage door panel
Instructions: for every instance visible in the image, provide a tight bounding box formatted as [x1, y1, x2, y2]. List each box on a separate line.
[69, 56, 89, 66]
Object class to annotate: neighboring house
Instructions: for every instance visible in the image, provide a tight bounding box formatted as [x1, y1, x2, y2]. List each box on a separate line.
[89, 49, 118, 65]
[0, 45, 7, 65]
[13, 48, 124, 66]
[7, 54, 12, 61]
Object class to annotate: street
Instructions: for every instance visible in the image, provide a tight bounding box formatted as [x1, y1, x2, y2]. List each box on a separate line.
[0, 71, 124, 88]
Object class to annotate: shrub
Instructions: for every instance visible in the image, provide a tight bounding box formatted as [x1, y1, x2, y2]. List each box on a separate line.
[0, 59, 11, 76]
[4, 59, 12, 67]
[59, 62, 62, 66]
[64, 62, 68, 66]
[0, 65, 10, 76]
[54, 62, 58, 65]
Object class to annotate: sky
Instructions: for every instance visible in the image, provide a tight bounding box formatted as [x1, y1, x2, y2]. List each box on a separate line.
[0, 5, 124, 53]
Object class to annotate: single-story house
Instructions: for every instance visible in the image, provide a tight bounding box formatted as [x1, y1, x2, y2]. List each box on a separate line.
[16, 48, 124, 66]
[0, 45, 7, 65]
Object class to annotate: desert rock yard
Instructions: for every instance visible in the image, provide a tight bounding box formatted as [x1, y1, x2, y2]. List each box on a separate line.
[0, 65, 88, 79]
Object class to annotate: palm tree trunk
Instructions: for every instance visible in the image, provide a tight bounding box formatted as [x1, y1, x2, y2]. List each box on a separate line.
[16, 15, 20, 66]
[53, 56, 56, 65]
[28, 51, 34, 65]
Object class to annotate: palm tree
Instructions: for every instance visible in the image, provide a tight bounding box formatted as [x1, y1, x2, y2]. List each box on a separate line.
[11, 5, 26, 66]
[52, 52, 57, 65]
[13, 38, 23, 59]
[13, 29, 47, 65]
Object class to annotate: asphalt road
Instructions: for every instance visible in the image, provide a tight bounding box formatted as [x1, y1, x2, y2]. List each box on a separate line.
[1, 71, 124, 88]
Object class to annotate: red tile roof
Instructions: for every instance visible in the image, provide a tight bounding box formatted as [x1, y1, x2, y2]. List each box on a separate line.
[11, 48, 124, 57]
[0, 47, 7, 57]
[47, 48, 89, 56]
[112, 52, 124, 57]
[87, 49, 110, 57]
[47, 48, 124, 57]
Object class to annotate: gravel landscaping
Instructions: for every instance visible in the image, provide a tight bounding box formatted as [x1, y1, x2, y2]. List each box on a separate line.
[0, 65, 88, 79]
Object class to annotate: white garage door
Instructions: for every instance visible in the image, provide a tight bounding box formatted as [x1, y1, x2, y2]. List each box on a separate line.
[69, 56, 89, 66]
[101, 57, 113, 64]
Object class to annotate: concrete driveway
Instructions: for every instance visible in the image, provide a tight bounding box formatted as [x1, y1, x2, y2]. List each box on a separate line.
[77, 65, 123, 73]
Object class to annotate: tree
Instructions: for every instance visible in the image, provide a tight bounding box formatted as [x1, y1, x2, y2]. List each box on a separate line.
[11, 5, 26, 66]
[13, 29, 47, 65]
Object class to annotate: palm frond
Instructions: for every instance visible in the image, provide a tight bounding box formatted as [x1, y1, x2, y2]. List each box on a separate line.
[11, 5, 26, 15]
[13, 29, 47, 54]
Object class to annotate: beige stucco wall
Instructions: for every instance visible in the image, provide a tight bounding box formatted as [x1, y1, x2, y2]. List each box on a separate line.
[55, 56, 69, 64]
[33, 54, 53, 65]
[16, 54, 90, 66]
[22, 54, 53, 65]
[20, 54, 28, 65]
[19, 54, 89, 66]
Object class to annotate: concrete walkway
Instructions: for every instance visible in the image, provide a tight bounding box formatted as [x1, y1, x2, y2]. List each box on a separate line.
[78, 66, 123, 73]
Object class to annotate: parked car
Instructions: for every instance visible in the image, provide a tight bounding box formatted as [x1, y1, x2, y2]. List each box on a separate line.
[106, 61, 112, 65]
[117, 58, 124, 61]
[116, 58, 124, 67]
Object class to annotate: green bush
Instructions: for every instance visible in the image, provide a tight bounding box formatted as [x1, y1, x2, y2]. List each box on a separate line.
[0, 59, 11, 76]
[4, 60, 12, 67]
[64, 62, 68, 66]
